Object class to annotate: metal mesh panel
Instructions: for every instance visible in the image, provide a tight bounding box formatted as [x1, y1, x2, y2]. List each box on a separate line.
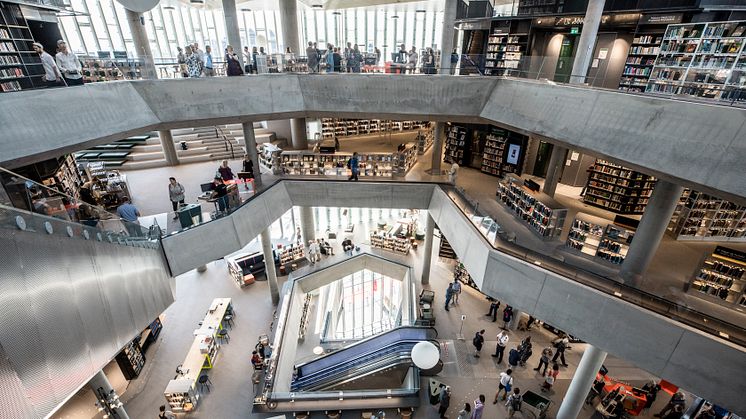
[0, 343, 37, 419]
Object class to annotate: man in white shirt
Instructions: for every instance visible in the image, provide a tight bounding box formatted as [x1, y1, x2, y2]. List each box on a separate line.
[33, 42, 62, 87]
[492, 330, 510, 363]
[54, 40, 83, 86]
[243, 46, 252, 73]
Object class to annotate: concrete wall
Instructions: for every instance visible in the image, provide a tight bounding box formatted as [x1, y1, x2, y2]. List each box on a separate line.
[1, 75, 745, 202]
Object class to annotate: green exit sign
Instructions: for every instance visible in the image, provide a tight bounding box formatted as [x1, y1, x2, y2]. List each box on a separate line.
[570, 27, 580, 34]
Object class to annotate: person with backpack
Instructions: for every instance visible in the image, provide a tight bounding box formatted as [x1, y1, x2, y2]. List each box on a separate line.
[444, 282, 454, 311]
[518, 336, 533, 366]
[552, 334, 569, 367]
[159, 405, 176, 419]
[472, 330, 485, 357]
[471, 395, 485, 419]
[494, 368, 513, 403]
[438, 386, 451, 419]
[502, 305, 514, 329]
[506, 388, 522, 417]
[491, 330, 509, 363]
[347, 152, 359, 181]
[534, 346, 553, 375]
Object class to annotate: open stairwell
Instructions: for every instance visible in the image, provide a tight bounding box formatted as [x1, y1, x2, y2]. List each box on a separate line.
[121, 123, 286, 170]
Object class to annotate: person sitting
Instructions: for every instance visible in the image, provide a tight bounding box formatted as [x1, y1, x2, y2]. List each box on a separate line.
[251, 350, 263, 370]
[341, 238, 354, 253]
[318, 239, 328, 256]
[322, 239, 335, 255]
[210, 177, 229, 213]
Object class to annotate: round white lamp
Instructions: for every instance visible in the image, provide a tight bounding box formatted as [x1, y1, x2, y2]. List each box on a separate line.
[411, 341, 440, 370]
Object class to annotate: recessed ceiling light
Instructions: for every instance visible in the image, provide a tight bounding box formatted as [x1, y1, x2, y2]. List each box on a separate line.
[240, 8, 251, 12]
[392, 15, 399, 19]
[416, 9, 426, 13]
[332, 11, 341, 15]
[312, 4, 323, 8]
[163, 6, 175, 10]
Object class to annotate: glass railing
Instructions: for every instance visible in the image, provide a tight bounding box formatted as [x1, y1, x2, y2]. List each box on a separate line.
[0, 166, 158, 244]
[440, 183, 746, 347]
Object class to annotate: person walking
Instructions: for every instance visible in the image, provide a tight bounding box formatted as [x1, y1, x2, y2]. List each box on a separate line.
[203, 45, 214, 76]
[518, 336, 532, 366]
[116, 197, 141, 236]
[451, 278, 462, 305]
[347, 152, 359, 181]
[33, 42, 63, 87]
[55, 40, 83, 86]
[472, 330, 485, 357]
[225, 45, 244, 76]
[168, 177, 185, 219]
[551, 334, 569, 367]
[534, 346, 553, 375]
[541, 363, 559, 392]
[502, 305, 514, 329]
[218, 160, 235, 181]
[444, 282, 454, 311]
[307, 240, 319, 264]
[485, 299, 500, 322]
[456, 402, 471, 419]
[471, 395, 484, 419]
[655, 391, 686, 418]
[494, 368, 513, 403]
[438, 386, 451, 419]
[491, 330, 509, 363]
[505, 388, 523, 417]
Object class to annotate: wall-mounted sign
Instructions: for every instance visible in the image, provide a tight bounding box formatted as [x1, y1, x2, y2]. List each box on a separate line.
[570, 27, 580, 35]
[598, 48, 608, 59]
[639, 13, 684, 25]
[506, 144, 521, 165]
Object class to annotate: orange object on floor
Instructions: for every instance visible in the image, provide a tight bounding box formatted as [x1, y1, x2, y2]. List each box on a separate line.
[659, 379, 678, 396]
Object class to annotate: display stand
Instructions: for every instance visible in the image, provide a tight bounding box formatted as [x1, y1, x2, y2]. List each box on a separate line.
[115, 339, 145, 380]
[394, 143, 418, 175]
[320, 118, 430, 139]
[280, 151, 398, 177]
[278, 244, 305, 265]
[668, 189, 746, 242]
[583, 159, 656, 215]
[496, 175, 567, 238]
[689, 246, 746, 308]
[258, 143, 282, 174]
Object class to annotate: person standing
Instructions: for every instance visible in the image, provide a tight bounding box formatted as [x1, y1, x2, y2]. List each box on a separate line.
[374, 47, 381, 66]
[332, 48, 342, 72]
[407, 46, 419, 74]
[444, 282, 454, 311]
[158, 405, 176, 419]
[33, 43, 63, 87]
[306, 42, 318, 72]
[393, 44, 407, 74]
[116, 197, 141, 236]
[252, 46, 260, 73]
[225, 45, 243, 76]
[218, 160, 235, 181]
[209, 177, 229, 213]
[344, 42, 353, 72]
[243, 46, 252, 73]
[55, 40, 83, 86]
[586, 372, 608, 406]
[551, 335, 569, 367]
[451, 278, 462, 305]
[185, 46, 203, 78]
[349, 45, 362, 73]
[471, 395, 485, 419]
[491, 330, 509, 363]
[518, 336, 532, 366]
[456, 402, 471, 419]
[505, 388, 523, 417]
[494, 368, 514, 403]
[472, 329, 485, 357]
[438, 386, 451, 419]
[347, 152, 359, 181]
[534, 346, 553, 375]
[541, 363, 559, 392]
[239, 155, 254, 189]
[502, 305, 514, 329]
[325, 43, 334, 73]
[177, 46, 187, 77]
[450, 48, 459, 75]
[655, 391, 686, 418]
[202, 45, 214, 76]
[192, 42, 205, 63]
[307, 240, 319, 264]
[423, 48, 435, 74]
[168, 177, 185, 219]
[485, 299, 500, 322]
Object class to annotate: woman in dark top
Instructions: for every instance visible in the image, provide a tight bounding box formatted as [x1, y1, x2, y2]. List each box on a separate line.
[225, 45, 243, 76]
[332, 48, 342, 72]
[239, 155, 254, 190]
[218, 160, 234, 181]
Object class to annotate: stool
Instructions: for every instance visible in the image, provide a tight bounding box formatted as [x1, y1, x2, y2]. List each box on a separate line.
[217, 329, 230, 344]
[294, 412, 310, 419]
[198, 374, 212, 393]
[398, 407, 413, 418]
[326, 410, 341, 419]
[291, 263, 298, 271]
[362, 412, 373, 419]
[223, 315, 234, 329]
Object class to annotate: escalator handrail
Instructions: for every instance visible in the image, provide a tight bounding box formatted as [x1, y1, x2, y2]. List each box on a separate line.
[305, 351, 415, 391]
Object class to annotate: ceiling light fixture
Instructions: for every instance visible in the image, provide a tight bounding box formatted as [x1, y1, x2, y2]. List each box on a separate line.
[392, 15, 399, 19]
[240, 8, 251, 12]
[332, 11, 341, 15]
[415, 9, 426, 13]
[163, 6, 175, 10]
[312, 4, 323, 8]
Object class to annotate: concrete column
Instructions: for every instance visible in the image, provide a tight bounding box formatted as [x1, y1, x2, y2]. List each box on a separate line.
[620, 180, 684, 287]
[124, 9, 157, 79]
[300, 205, 315, 245]
[421, 213, 435, 285]
[222, 0, 244, 66]
[439, 0, 458, 73]
[542, 145, 568, 197]
[241, 122, 262, 189]
[158, 130, 179, 166]
[89, 370, 129, 419]
[430, 122, 444, 175]
[279, 0, 300, 54]
[260, 229, 279, 304]
[509, 309, 523, 330]
[557, 345, 607, 419]
[569, 0, 606, 85]
[290, 118, 308, 150]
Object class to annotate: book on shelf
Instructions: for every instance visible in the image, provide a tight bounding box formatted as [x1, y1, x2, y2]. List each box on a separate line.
[689, 246, 746, 307]
[496, 177, 567, 238]
[582, 159, 656, 215]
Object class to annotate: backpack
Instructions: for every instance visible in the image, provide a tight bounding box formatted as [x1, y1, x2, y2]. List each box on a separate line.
[511, 395, 522, 411]
[346, 159, 351, 169]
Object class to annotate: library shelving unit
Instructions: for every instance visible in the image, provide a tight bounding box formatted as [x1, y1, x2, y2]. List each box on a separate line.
[278, 244, 305, 265]
[565, 214, 636, 264]
[416, 129, 434, 155]
[320, 118, 430, 139]
[619, 34, 663, 92]
[370, 232, 411, 255]
[41, 155, 83, 199]
[517, 0, 558, 16]
[668, 189, 746, 242]
[496, 175, 567, 238]
[443, 123, 470, 166]
[480, 127, 509, 177]
[394, 143, 418, 175]
[115, 339, 145, 380]
[164, 379, 198, 413]
[485, 32, 528, 76]
[597, 224, 634, 265]
[280, 151, 396, 177]
[454, 261, 478, 290]
[689, 246, 746, 308]
[582, 159, 656, 215]
[257, 143, 282, 173]
[646, 20, 746, 100]
[566, 217, 605, 257]
[0, 2, 44, 93]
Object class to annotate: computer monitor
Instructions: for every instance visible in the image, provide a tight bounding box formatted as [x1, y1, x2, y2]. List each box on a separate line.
[200, 182, 214, 193]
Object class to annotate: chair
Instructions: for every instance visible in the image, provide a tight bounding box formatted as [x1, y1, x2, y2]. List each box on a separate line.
[217, 329, 230, 344]
[294, 412, 310, 419]
[398, 407, 414, 418]
[198, 374, 212, 393]
[326, 410, 341, 419]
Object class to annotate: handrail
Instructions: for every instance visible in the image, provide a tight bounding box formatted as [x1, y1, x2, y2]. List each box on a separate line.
[214, 125, 236, 159]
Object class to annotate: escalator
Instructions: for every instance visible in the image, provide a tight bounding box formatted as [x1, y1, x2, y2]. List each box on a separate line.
[291, 326, 439, 392]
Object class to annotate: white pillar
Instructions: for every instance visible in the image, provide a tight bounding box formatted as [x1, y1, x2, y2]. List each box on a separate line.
[158, 130, 179, 166]
[279, 0, 300, 53]
[300, 205, 315, 244]
[124, 9, 157, 79]
[620, 180, 683, 286]
[222, 0, 244, 66]
[431, 122, 444, 175]
[542, 145, 567, 197]
[241, 122, 262, 189]
[569, 0, 606, 85]
[421, 213, 435, 285]
[89, 370, 130, 419]
[557, 345, 607, 419]
[439, 0, 458, 73]
[290, 118, 308, 150]
[260, 228, 279, 304]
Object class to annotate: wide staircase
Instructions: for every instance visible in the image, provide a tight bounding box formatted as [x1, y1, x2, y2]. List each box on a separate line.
[121, 123, 286, 170]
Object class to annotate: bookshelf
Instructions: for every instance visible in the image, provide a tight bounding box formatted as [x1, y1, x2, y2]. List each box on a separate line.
[485, 32, 528, 76]
[480, 127, 508, 177]
[646, 20, 746, 100]
[164, 379, 198, 412]
[618, 34, 663, 92]
[517, 0, 558, 16]
[566, 218, 605, 257]
[40, 155, 82, 199]
[257, 143, 282, 173]
[566, 216, 635, 264]
[454, 261, 478, 290]
[496, 175, 567, 238]
[689, 246, 746, 308]
[443, 123, 470, 166]
[115, 339, 145, 380]
[320, 118, 430, 139]
[668, 189, 746, 242]
[79, 56, 144, 83]
[416, 129, 434, 155]
[394, 143, 418, 175]
[0, 2, 44, 93]
[370, 231, 411, 254]
[280, 151, 397, 177]
[278, 244, 305, 265]
[582, 159, 656, 215]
